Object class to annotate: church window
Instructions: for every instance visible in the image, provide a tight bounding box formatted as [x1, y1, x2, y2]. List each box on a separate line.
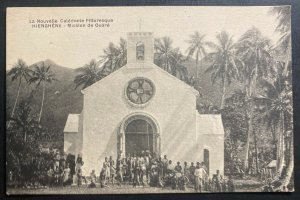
[136, 42, 145, 61]
[126, 78, 154, 105]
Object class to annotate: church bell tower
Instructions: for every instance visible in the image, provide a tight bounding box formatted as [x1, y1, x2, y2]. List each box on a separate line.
[127, 32, 154, 65]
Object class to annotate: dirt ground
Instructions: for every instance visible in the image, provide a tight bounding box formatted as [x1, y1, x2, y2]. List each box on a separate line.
[6, 177, 264, 195]
[7, 185, 193, 195]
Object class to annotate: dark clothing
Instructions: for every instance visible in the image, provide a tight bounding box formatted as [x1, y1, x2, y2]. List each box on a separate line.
[212, 174, 222, 192]
[189, 166, 196, 175]
[175, 165, 182, 173]
[227, 179, 235, 192]
[66, 155, 76, 176]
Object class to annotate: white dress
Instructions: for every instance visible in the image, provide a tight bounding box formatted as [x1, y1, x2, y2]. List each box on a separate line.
[63, 168, 70, 182]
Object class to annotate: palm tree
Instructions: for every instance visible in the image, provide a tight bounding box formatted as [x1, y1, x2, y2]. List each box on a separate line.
[117, 38, 127, 68]
[74, 59, 104, 90]
[154, 37, 188, 80]
[154, 37, 174, 73]
[100, 38, 127, 73]
[236, 27, 273, 170]
[7, 59, 32, 128]
[282, 129, 293, 189]
[269, 6, 291, 76]
[169, 48, 189, 81]
[9, 101, 39, 142]
[186, 31, 209, 80]
[205, 31, 241, 109]
[29, 62, 57, 122]
[254, 67, 292, 178]
[237, 27, 273, 96]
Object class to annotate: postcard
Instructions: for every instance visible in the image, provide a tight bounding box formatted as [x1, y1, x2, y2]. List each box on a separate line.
[6, 6, 293, 194]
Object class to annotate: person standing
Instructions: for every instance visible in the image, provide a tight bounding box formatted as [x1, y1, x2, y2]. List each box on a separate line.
[46, 167, 54, 188]
[99, 168, 105, 188]
[162, 155, 168, 177]
[157, 157, 164, 179]
[75, 154, 84, 173]
[129, 154, 136, 182]
[189, 162, 196, 185]
[222, 178, 228, 192]
[110, 160, 116, 186]
[62, 164, 71, 186]
[133, 155, 141, 187]
[77, 168, 82, 187]
[149, 161, 159, 187]
[194, 162, 206, 192]
[60, 152, 67, 170]
[166, 160, 174, 173]
[183, 162, 189, 176]
[144, 150, 151, 183]
[116, 154, 124, 184]
[54, 166, 61, 186]
[54, 151, 60, 170]
[66, 154, 76, 183]
[140, 155, 147, 186]
[201, 162, 207, 173]
[175, 162, 182, 173]
[109, 156, 113, 168]
[212, 170, 223, 192]
[103, 157, 110, 186]
[227, 175, 235, 192]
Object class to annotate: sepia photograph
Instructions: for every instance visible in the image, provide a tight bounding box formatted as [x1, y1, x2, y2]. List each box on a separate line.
[5, 6, 293, 194]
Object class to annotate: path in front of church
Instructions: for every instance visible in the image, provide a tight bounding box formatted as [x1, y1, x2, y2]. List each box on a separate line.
[7, 178, 263, 194]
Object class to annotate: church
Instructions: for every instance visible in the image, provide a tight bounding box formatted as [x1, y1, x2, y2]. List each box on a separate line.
[64, 32, 224, 177]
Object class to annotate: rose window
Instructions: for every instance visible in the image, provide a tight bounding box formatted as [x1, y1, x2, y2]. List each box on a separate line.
[126, 78, 154, 104]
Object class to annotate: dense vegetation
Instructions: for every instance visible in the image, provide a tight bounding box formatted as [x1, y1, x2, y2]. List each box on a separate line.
[6, 7, 293, 190]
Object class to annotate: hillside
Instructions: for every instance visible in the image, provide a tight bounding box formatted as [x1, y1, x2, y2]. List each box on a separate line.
[6, 59, 241, 133]
[183, 59, 242, 107]
[6, 59, 83, 132]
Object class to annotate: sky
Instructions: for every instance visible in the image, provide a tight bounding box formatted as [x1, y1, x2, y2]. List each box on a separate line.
[6, 6, 284, 70]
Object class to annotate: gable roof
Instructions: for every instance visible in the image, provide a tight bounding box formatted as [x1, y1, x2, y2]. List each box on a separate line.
[152, 64, 199, 96]
[64, 114, 80, 133]
[82, 63, 199, 96]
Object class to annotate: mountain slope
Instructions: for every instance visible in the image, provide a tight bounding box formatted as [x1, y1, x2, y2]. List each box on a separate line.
[183, 59, 242, 107]
[6, 59, 83, 132]
[6, 59, 241, 133]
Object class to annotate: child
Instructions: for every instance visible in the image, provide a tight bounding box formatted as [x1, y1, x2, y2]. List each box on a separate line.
[88, 170, 97, 188]
[227, 175, 235, 192]
[54, 166, 61, 186]
[77, 168, 82, 187]
[47, 167, 54, 188]
[99, 168, 107, 188]
[62, 164, 71, 186]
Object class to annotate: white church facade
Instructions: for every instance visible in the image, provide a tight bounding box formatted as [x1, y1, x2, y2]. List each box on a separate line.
[64, 32, 224, 177]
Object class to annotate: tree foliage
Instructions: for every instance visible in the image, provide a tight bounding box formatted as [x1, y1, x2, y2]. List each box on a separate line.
[29, 62, 57, 122]
[186, 31, 209, 79]
[154, 37, 189, 81]
[74, 59, 104, 89]
[205, 31, 242, 108]
[7, 9, 294, 189]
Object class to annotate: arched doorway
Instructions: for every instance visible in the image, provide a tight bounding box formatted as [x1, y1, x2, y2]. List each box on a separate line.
[125, 119, 154, 155]
[119, 113, 160, 157]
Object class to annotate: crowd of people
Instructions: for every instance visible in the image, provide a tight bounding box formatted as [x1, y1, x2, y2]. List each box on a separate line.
[95, 150, 235, 192]
[7, 149, 78, 188]
[7, 149, 235, 192]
